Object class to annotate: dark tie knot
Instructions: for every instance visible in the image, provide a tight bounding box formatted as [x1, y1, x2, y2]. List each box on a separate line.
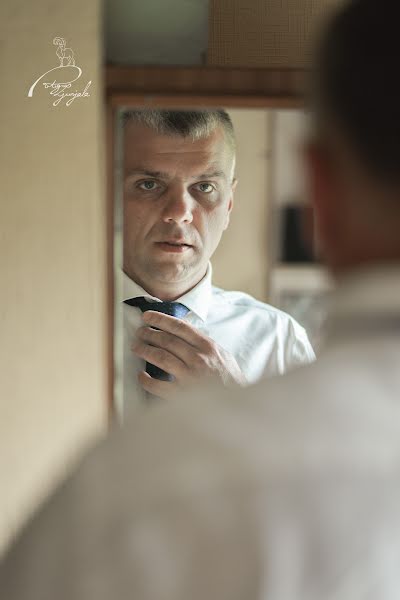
[124, 296, 190, 382]
[124, 296, 189, 319]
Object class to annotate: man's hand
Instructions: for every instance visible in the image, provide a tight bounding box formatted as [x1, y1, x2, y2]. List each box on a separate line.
[132, 310, 247, 399]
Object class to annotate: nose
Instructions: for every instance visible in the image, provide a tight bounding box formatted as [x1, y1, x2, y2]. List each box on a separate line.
[161, 187, 194, 224]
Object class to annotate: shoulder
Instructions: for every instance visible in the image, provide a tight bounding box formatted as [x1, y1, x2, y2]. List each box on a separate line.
[211, 286, 315, 366]
[212, 285, 306, 330]
[213, 286, 277, 313]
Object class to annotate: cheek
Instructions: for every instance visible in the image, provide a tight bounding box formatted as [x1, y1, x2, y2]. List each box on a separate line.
[123, 202, 151, 239]
[196, 206, 230, 246]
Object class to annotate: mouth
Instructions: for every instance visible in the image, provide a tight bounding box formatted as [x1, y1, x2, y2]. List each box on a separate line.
[155, 240, 193, 253]
[156, 240, 193, 254]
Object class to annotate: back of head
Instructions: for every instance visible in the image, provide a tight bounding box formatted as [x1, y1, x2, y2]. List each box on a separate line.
[307, 0, 400, 271]
[313, 0, 400, 185]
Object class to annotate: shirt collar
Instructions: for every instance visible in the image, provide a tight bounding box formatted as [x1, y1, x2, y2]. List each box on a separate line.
[122, 263, 213, 322]
[122, 273, 160, 304]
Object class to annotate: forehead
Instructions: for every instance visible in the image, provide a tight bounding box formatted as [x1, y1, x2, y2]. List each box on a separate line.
[123, 122, 233, 175]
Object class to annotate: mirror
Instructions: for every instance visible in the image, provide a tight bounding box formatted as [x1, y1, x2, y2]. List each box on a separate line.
[111, 104, 332, 419]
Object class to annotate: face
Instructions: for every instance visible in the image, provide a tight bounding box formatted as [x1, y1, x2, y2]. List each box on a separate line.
[123, 123, 236, 299]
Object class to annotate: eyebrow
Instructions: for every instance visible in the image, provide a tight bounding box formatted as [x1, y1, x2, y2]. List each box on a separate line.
[125, 168, 227, 181]
[196, 170, 226, 180]
[125, 169, 169, 179]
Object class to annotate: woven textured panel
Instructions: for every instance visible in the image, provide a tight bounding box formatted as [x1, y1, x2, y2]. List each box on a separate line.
[208, 0, 341, 68]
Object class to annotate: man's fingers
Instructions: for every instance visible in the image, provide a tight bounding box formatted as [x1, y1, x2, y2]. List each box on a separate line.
[138, 371, 178, 400]
[136, 326, 193, 365]
[132, 340, 186, 377]
[142, 311, 211, 350]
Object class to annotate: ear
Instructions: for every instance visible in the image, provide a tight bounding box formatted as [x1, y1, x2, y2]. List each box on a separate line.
[302, 140, 341, 261]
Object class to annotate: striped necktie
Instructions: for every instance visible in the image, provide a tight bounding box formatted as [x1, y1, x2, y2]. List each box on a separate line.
[124, 296, 190, 380]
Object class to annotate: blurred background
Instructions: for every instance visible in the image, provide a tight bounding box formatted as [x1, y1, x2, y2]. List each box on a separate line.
[0, 0, 337, 557]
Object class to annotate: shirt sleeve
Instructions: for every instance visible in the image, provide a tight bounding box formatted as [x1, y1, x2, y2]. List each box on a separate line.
[285, 317, 316, 369]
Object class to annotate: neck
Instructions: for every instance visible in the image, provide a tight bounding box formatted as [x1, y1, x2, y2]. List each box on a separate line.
[126, 269, 207, 301]
[330, 253, 400, 281]
[326, 222, 400, 279]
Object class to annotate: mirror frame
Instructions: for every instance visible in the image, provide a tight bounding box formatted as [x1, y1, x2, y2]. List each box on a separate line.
[105, 65, 306, 420]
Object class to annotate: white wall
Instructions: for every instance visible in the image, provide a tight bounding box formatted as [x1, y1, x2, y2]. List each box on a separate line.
[212, 109, 271, 302]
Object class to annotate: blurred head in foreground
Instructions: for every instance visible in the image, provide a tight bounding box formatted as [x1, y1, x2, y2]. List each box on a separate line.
[305, 0, 400, 276]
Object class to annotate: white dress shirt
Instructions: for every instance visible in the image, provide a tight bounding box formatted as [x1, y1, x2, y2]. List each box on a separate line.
[1, 266, 399, 600]
[122, 263, 315, 412]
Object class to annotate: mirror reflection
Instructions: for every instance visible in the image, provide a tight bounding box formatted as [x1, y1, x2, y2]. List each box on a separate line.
[114, 107, 331, 417]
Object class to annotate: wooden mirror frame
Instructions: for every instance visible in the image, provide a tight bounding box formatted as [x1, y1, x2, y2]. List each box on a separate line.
[105, 65, 307, 419]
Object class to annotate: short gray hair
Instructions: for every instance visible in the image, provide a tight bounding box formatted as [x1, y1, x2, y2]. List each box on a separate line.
[122, 109, 236, 154]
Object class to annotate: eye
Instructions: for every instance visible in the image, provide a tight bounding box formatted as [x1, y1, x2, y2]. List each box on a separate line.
[195, 182, 215, 194]
[138, 180, 159, 191]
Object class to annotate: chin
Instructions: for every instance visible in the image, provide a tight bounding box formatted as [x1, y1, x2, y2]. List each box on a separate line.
[156, 264, 192, 281]
[153, 259, 201, 282]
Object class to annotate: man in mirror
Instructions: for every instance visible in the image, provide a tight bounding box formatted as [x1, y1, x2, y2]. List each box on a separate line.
[1, 1, 400, 598]
[122, 109, 315, 407]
